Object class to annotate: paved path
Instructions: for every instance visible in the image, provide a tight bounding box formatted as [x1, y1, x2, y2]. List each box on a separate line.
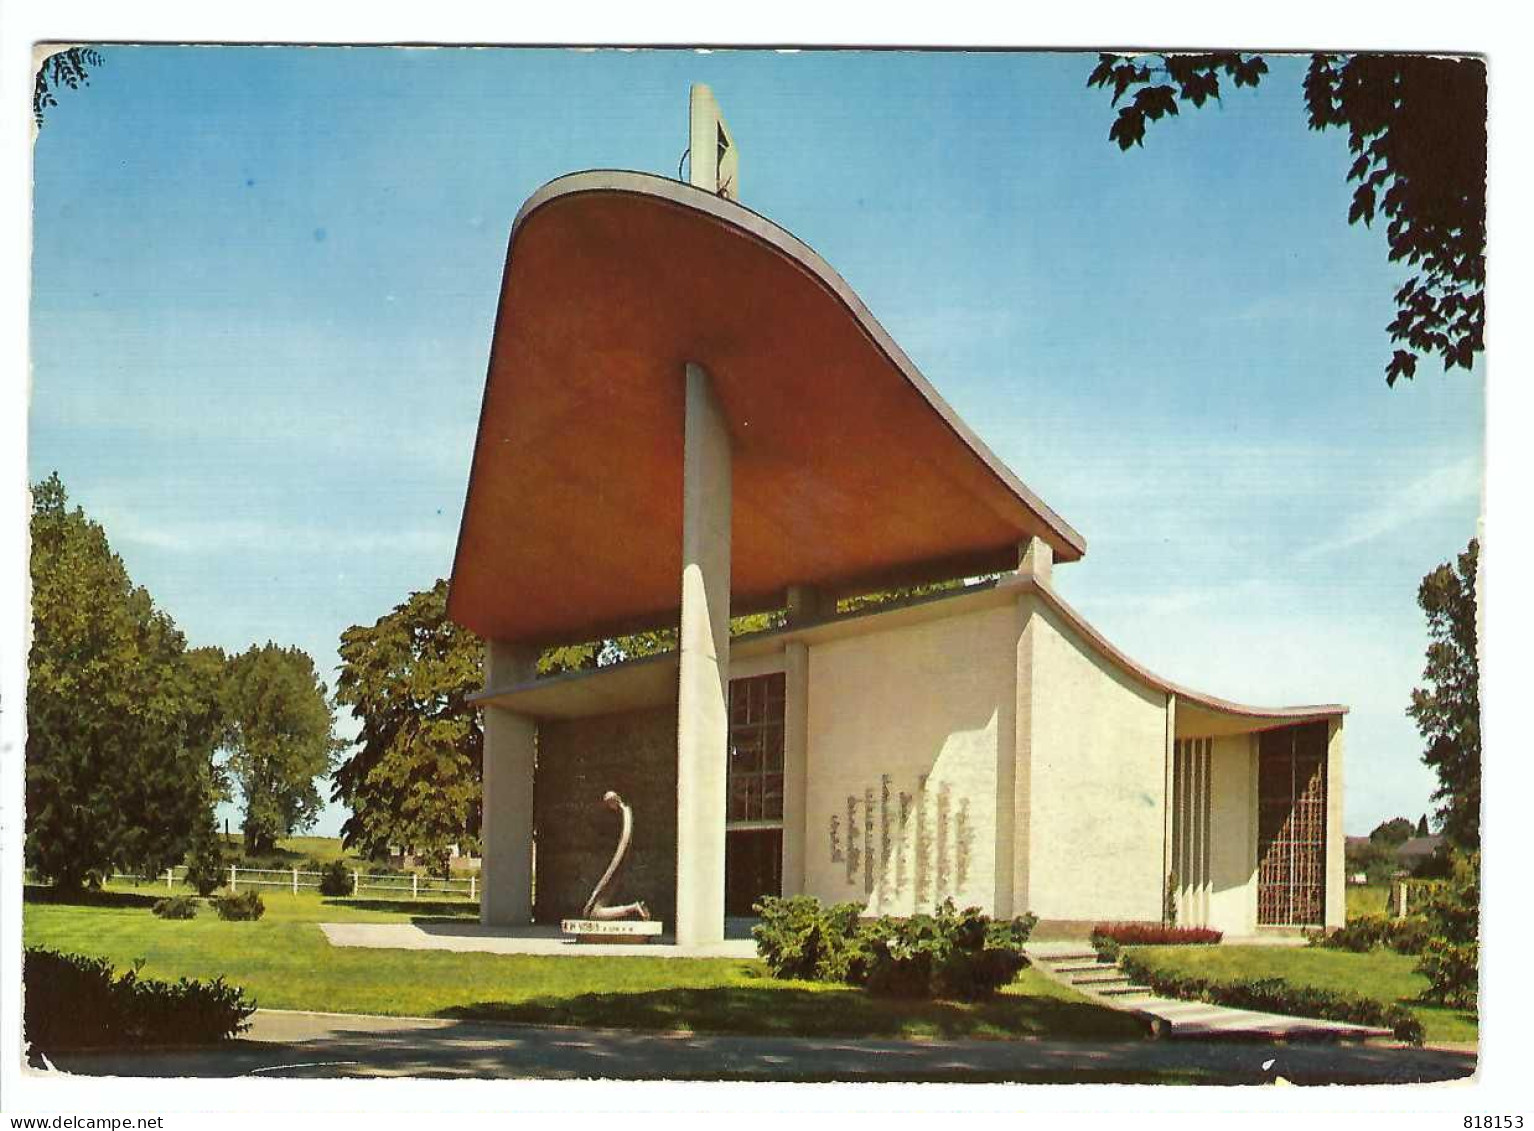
[43, 1009, 1476, 1085]
[319, 921, 758, 959]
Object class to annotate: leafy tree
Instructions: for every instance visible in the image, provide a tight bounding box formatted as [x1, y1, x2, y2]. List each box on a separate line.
[1087, 52, 1485, 386]
[1369, 816, 1415, 846]
[334, 581, 487, 867]
[34, 46, 103, 128]
[183, 809, 227, 896]
[1407, 539, 1479, 850]
[26, 474, 221, 887]
[223, 643, 343, 854]
[1415, 849, 1479, 1008]
[332, 577, 788, 865]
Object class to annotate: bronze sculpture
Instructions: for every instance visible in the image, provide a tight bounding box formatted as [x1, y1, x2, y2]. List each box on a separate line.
[582, 790, 651, 921]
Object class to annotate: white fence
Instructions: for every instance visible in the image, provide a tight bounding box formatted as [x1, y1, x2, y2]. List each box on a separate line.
[112, 866, 479, 901]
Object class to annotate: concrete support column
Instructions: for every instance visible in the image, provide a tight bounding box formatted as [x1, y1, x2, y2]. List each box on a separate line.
[779, 585, 822, 899]
[1162, 694, 1177, 924]
[781, 640, 810, 897]
[1324, 717, 1346, 931]
[785, 583, 828, 626]
[1009, 593, 1038, 918]
[1018, 536, 1053, 585]
[675, 361, 732, 946]
[481, 640, 539, 927]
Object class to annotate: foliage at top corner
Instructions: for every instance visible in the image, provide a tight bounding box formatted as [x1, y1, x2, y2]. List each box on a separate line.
[1087, 51, 1485, 388]
[34, 46, 103, 128]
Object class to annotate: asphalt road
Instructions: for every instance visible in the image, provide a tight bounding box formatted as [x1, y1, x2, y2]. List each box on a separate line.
[39, 1010, 1478, 1085]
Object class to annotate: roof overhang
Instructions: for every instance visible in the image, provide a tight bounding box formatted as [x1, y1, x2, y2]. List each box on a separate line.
[448, 170, 1084, 645]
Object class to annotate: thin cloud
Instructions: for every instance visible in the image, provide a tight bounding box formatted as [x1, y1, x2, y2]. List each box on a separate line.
[1298, 455, 1483, 561]
[94, 507, 455, 558]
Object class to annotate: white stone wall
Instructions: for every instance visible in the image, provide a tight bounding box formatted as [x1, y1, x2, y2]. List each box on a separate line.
[1207, 732, 1258, 936]
[802, 604, 1015, 915]
[1023, 597, 1168, 923]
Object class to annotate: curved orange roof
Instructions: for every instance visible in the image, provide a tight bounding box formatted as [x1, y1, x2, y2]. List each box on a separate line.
[449, 171, 1084, 645]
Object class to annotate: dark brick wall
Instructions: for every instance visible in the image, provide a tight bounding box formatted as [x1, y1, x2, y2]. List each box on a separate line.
[533, 703, 678, 925]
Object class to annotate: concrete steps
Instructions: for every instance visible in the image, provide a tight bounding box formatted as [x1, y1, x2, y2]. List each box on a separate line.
[1024, 943, 1394, 1043]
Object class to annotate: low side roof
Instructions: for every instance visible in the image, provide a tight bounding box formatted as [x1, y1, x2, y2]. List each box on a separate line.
[474, 572, 1347, 734]
[448, 170, 1084, 645]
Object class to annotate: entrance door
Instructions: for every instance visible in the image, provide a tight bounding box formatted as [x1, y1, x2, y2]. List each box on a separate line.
[725, 828, 782, 916]
[1257, 722, 1328, 926]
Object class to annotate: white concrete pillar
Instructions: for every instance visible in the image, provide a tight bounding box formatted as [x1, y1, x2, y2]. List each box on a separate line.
[1162, 694, 1177, 925]
[781, 640, 810, 897]
[675, 361, 732, 946]
[481, 640, 539, 927]
[785, 583, 828, 626]
[1019, 536, 1053, 585]
[780, 584, 821, 897]
[1010, 593, 1038, 918]
[1325, 717, 1346, 931]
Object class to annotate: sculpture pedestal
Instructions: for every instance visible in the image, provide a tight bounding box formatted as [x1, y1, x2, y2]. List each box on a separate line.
[560, 919, 665, 944]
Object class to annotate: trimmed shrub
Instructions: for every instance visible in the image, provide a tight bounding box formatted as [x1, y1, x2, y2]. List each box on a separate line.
[23, 948, 254, 1052]
[753, 895, 1037, 1001]
[1120, 951, 1424, 1044]
[152, 895, 199, 920]
[1091, 922, 1222, 948]
[210, 889, 265, 921]
[1092, 935, 1121, 964]
[863, 902, 1038, 1001]
[317, 859, 351, 897]
[1310, 914, 1432, 956]
[753, 896, 872, 984]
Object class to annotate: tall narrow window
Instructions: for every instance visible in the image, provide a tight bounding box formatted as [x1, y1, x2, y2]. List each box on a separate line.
[727, 672, 785, 823]
[1257, 722, 1328, 926]
[726, 672, 785, 915]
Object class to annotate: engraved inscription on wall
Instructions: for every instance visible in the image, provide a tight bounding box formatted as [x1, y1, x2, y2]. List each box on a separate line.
[826, 771, 976, 911]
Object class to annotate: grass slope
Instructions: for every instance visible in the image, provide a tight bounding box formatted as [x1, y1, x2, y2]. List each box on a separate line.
[23, 887, 1143, 1043]
[1130, 944, 1477, 1044]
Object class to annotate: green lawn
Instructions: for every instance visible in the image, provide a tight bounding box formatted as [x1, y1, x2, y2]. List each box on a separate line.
[1129, 944, 1477, 1045]
[23, 886, 1144, 1043]
[216, 834, 362, 865]
[1347, 883, 1392, 920]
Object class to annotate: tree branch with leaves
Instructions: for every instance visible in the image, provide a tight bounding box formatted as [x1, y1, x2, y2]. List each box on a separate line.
[1087, 51, 1485, 387]
[34, 46, 103, 128]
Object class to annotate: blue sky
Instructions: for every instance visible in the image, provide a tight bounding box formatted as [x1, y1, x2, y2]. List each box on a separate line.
[28, 46, 1483, 838]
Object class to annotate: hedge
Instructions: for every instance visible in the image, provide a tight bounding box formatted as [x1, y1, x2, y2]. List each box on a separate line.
[1090, 922, 1221, 961]
[1309, 914, 1430, 956]
[1119, 951, 1424, 1044]
[24, 948, 255, 1052]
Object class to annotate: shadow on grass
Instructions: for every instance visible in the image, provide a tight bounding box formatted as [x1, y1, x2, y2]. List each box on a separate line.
[24, 884, 160, 910]
[437, 983, 1149, 1042]
[321, 898, 478, 918]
